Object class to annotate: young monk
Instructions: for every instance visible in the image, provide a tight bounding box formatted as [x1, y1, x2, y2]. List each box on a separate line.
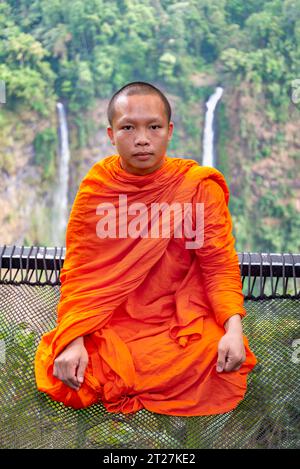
[35, 81, 257, 415]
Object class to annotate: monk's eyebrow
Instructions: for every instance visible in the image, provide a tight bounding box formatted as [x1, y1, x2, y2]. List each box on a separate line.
[118, 116, 163, 125]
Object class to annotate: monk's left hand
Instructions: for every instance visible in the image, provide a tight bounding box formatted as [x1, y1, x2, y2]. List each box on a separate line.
[216, 314, 246, 373]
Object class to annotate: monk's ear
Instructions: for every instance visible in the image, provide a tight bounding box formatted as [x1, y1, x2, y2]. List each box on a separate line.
[107, 126, 115, 145]
[167, 121, 174, 141]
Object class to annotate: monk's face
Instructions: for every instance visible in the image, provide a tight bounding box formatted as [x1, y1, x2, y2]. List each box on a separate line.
[107, 94, 174, 175]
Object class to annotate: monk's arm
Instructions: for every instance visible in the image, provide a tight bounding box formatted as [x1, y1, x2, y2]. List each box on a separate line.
[195, 178, 246, 372]
[195, 178, 246, 328]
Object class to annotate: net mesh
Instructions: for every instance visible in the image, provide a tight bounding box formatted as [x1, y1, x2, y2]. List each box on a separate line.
[0, 283, 299, 449]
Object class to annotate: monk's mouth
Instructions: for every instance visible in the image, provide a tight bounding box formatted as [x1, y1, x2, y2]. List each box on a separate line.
[134, 153, 153, 160]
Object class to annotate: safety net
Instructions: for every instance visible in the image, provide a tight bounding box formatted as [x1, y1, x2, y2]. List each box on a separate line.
[0, 247, 299, 449]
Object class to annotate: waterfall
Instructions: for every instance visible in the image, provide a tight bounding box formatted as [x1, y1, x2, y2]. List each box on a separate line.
[52, 102, 71, 246]
[202, 86, 224, 167]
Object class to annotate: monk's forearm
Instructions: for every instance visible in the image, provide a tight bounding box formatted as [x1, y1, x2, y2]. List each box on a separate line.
[59, 336, 84, 356]
[224, 314, 243, 333]
[196, 178, 246, 327]
[68, 336, 84, 347]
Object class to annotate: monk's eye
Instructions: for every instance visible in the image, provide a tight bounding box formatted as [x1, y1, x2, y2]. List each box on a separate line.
[151, 125, 161, 129]
[122, 126, 133, 130]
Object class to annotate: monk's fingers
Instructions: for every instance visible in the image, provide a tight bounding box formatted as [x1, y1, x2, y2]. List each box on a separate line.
[76, 356, 88, 384]
[53, 359, 65, 381]
[231, 365, 242, 371]
[224, 356, 245, 372]
[216, 345, 227, 372]
[53, 360, 80, 390]
[226, 363, 241, 372]
[62, 363, 81, 389]
[62, 378, 80, 391]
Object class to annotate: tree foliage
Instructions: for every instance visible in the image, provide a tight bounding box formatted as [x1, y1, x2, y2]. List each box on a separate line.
[1, 0, 298, 114]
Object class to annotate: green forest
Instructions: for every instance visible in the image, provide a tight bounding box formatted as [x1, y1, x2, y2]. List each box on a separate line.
[1, 0, 299, 114]
[0, 0, 300, 251]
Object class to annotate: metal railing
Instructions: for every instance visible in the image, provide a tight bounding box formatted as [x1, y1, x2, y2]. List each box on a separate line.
[0, 245, 299, 299]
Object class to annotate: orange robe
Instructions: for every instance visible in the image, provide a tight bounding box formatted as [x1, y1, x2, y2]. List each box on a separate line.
[35, 154, 257, 415]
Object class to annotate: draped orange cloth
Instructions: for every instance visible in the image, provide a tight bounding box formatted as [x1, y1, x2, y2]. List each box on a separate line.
[35, 154, 257, 415]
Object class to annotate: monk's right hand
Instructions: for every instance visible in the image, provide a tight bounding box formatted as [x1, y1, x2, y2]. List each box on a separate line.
[53, 336, 88, 391]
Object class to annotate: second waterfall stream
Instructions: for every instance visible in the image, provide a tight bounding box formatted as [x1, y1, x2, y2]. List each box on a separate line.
[202, 87, 224, 168]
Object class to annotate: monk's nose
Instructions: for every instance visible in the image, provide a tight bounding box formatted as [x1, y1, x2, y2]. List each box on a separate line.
[135, 131, 150, 145]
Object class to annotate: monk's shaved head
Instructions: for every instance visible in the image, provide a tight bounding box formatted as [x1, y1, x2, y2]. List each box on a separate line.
[107, 81, 172, 127]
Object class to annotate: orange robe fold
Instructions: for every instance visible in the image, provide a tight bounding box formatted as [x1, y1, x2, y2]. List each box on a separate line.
[35, 154, 257, 415]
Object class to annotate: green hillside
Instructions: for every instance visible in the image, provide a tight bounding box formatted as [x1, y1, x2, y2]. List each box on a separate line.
[0, 0, 299, 251]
